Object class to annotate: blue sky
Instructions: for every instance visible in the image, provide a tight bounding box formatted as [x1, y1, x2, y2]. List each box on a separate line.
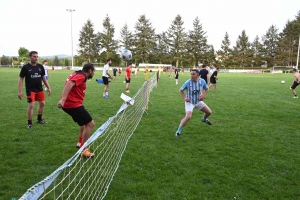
[0, 0, 299, 56]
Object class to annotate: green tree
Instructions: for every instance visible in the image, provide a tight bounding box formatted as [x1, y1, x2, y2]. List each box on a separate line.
[100, 14, 119, 62]
[166, 14, 186, 67]
[53, 56, 60, 66]
[134, 15, 157, 63]
[78, 19, 100, 63]
[251, 35, 264, 67]
[1, 55, 11, 65]
[154, 32, 171, 64]
[18, 47, 29, 62]
[119, 23, 134, 51]
[232, 30, 252, 67]
[217, 32, 232, 67]
[262, 25, 279, 67]
[276, 11, 300, 66]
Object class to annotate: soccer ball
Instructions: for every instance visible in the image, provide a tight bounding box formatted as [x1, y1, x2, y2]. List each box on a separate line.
[120, 49, 132, 61]
[281, 80, 285, 84]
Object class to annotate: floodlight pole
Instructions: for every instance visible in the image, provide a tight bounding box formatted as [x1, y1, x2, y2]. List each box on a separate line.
[296, 34, 300, 70]
[66, 9, 75, 69]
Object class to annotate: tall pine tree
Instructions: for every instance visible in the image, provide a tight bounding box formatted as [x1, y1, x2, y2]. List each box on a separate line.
[167, 14, 186, 67]
[133, 15, 156, 63]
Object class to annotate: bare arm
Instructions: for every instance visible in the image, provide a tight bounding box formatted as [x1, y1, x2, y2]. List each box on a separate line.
[18, 77, 24, 99]
[179, 88, 190, 102]
[57, 81, 75, 108]
[42, 76, 51, 95]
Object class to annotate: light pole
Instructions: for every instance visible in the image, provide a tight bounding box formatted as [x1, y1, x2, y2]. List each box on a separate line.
[66, 9, 75, 69]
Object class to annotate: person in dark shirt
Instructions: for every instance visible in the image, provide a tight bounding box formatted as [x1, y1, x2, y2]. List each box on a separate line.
[199, 64, 209, 84]
[174, 67, 179, 85]
[209, 68, 221, 91]
[18, 51, 51, 129]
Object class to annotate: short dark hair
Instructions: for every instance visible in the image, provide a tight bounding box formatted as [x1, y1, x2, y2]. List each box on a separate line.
[127, 63, 132, 66]
[191, 69, 199, 74]
[202, 64, 207, 68]
[293, 68, 298, 72]
[82, 63, 95, 72]
[29, 51, 38, 57]
[217, 67, 220, 70]
[107, 59, 111, 63]
[43, 60, 47, 63]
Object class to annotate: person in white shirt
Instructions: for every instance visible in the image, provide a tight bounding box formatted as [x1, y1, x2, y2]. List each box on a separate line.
[43, 60, 51, 90]
[102, 59, 112, 98]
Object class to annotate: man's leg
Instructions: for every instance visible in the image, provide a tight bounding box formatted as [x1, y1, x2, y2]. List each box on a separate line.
[201, 106, 212, 125]
[176, 111, 192, 136]
[37, 101, 46, 123]
[27, 102, 34, 128]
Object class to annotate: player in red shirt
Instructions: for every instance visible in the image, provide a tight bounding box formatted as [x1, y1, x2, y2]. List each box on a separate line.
[57, 63, 96, 157]
[125, 63, 133, 93]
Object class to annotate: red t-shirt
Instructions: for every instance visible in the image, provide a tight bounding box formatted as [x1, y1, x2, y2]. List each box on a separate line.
[63, 71, 87, 108]
[125, 67, 131, 79]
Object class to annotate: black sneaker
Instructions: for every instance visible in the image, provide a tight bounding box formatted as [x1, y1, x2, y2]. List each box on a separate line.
[202, 119, 212, 125]
[27, 124, 32, 129]
[175, 132, 180, 137]
[37, 119, 47, 124]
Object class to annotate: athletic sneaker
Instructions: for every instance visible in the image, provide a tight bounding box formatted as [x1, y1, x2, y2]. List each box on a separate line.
[293, 96, 298, 98]
[175, 132, 180, 137]
[103, 95, 109, 99]
[126, 90, 130, 93]
[81, 148, 95, 157]
[27, 124, 32, 129]
[76, 142, 81, 148]
[37, 119, 47, 124]
[202, 119, 212, 125]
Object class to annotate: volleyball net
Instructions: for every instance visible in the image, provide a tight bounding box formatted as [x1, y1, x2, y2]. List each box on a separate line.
[19, 71, 160, 200]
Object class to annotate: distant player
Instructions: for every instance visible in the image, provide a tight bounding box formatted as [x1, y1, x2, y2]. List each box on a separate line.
[43, 60, 51, 90]
[102, 59, 112, 98]
[125, 63, 133, 93]
[175, 69, 212, 137]
[209, 67, 220, 91]
[199, 64, 209, 84]
[290, 68, 300, 98]
[174, 67, 179, 85]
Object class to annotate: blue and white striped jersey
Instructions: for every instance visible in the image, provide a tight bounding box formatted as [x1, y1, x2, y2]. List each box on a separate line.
[180, 78, 208, 104]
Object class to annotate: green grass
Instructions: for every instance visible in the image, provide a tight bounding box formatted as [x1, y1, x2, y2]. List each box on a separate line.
[1, 69, 300, 200]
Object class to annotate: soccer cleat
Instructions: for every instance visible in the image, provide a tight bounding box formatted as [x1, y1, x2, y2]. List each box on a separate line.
[102, 95, 109, 99]
[293, 96, 298, 98]
[175, 132, 180, 137]
[76, 142, 81, 149]
[27, 124, 32, 129]
[126, 90, 130, 93]
[202, 119, 212, 125]
[37, 119, 47, 124]
[81, 148, 95, 157]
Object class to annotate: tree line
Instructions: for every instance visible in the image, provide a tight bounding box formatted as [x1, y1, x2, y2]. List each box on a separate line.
[1, 11, 300, 68]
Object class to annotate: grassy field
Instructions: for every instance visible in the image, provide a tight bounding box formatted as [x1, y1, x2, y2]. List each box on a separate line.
[0, 68, 300, 200]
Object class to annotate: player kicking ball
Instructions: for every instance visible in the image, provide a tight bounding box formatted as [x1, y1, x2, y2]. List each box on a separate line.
[175, 69, 212, 137]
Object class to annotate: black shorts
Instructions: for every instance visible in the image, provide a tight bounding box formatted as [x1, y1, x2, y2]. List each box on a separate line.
[210, 78, 216, 84]
[175, 74, 179, 79]
[113, 72, 117, 76]
[62, 106, 92, 126]
[291, 81, 300, 89]
[102, 76, 109, 85]
[125, 78, 131, 83]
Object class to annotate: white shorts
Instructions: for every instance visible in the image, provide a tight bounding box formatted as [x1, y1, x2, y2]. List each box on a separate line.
[185, 101, 207, 112]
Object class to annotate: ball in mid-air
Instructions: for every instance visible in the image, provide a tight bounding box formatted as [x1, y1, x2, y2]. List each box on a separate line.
[281, 80, 285, 84]
[120, 49, 132, 61]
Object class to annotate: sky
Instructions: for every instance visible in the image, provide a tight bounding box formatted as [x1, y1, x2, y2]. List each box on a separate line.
[0, 0, 299, 57]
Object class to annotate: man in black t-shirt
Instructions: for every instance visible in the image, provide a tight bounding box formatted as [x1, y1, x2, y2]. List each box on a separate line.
[18, 51, 52, 129]
[199, 64, 209, 84]
[209, 67, 220, 91]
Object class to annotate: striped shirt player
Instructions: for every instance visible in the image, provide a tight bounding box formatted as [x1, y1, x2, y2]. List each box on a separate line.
[175, 69, 213, 137]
